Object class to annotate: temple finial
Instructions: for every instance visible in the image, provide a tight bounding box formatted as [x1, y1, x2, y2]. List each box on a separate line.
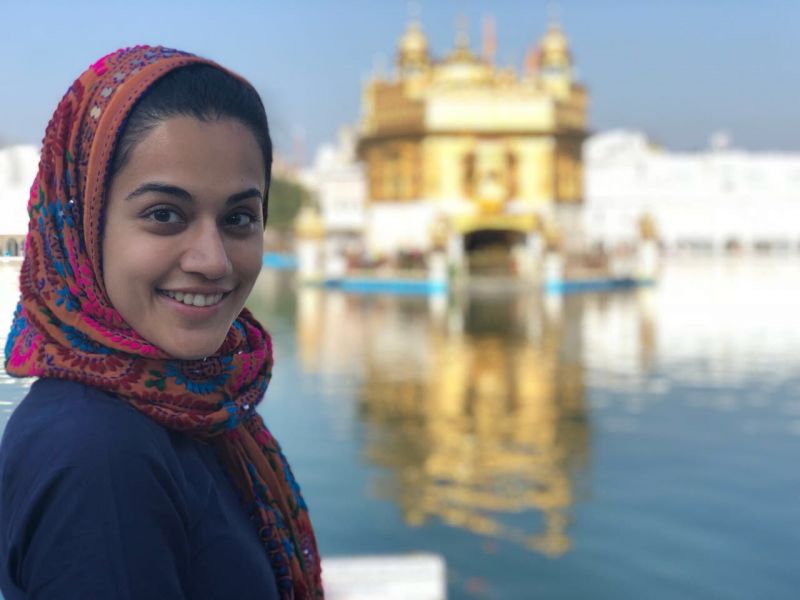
[455, 13, 470, 49]
[408, 0, 421, 22]
[547, 1, 561, 28]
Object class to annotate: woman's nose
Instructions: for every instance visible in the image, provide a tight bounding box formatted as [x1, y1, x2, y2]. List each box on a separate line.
[180, 220, 232, 280]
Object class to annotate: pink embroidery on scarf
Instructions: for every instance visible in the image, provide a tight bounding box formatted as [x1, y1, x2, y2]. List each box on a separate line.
[89, 56, 109, 76]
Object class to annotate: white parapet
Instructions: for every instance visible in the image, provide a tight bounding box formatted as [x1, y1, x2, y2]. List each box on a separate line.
[427, 250, 448, 283]
[543, 251, 563, 283]
[636, 239, 660, 281]
[297, 239, 323, 283]
[322, 553, 447, 600]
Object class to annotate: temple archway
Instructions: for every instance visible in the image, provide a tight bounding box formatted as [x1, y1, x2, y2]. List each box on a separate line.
[464, 229, 526, 276]
[5, 238, 19, 257]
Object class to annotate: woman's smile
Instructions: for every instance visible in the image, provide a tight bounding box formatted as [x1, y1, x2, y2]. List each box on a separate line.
[158, 288, 231, 308]
[158, 289, 231, 316]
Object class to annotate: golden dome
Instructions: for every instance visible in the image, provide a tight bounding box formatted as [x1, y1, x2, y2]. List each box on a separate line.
[445, 14, 477, 64]
[539, 22, 572, 66]
[433, 15, 494, 86]
[399, 20, 428, 56]
[397, 19, 431, 73]
[542, 23, 568, 51]
[435, 56, 492, 87]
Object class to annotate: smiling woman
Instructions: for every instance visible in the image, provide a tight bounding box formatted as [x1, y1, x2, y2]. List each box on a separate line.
[0, 47, 322, 599]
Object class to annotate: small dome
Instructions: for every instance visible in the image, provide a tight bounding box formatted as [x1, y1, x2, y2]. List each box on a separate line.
[539, 22, 572, 66]
[397, 19, 431, 75]
[399, 20, 428, 56]
[435, 58, 493, 87]
[542, 23, 569, 53]
[434, 14, 494, 85]
[445, 14, 477, 64]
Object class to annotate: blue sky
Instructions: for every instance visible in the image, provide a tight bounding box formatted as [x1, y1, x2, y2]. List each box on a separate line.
[1, 0, 798, 160]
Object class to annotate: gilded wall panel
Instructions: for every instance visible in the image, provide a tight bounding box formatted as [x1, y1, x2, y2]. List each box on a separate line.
[512, 137, 555, 205]
[426, 95, 553, 133]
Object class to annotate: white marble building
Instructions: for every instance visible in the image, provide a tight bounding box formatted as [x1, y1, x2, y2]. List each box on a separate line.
[300, 128, 366, 237]
[0, 144, 38, 256]
[584, 131, 800, 253]
[299, 129, 369, 274]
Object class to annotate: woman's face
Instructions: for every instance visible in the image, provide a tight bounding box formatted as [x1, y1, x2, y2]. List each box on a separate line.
[103, 116, 265, 360]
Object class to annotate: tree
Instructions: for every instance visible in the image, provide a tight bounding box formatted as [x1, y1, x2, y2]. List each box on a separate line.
[265, 176, 313, 231]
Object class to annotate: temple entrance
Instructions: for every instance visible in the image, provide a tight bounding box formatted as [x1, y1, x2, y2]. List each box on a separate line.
[0, 236, 23, 258]
[464, 229, 526, 276]
[5, 239, 19, 257]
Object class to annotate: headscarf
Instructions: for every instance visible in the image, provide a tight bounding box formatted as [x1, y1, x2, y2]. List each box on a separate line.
[4, 46, 322, 599]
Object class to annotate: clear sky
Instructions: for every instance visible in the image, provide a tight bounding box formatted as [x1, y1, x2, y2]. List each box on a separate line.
[1, 0, 798, 160]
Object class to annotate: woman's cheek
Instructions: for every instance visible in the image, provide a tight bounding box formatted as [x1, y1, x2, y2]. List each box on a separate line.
[239, 237, 264, 287]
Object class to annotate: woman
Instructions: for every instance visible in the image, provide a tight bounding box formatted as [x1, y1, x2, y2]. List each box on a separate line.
[0, 46, 323, 599]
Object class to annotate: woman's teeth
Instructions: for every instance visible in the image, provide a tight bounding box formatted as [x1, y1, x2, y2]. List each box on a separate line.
[161, 290, 224, 307]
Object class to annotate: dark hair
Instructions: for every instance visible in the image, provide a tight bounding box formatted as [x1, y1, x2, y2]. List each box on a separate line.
[110, 64, 272, 216]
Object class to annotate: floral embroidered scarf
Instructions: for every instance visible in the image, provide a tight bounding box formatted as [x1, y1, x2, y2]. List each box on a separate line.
[4, 46, 322, 599]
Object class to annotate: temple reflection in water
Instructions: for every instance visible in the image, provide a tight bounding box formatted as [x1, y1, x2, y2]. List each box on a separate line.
[294, 283, 592, 557]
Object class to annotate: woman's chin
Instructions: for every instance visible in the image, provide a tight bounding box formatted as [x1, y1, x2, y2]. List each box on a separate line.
[155, 334, 226, 361]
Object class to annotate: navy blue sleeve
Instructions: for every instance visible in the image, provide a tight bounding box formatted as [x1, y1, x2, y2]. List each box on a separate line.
[0, 386, 192, 599]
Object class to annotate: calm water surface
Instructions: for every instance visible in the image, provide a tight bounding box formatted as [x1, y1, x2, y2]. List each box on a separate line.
[1, 259, 798, 599]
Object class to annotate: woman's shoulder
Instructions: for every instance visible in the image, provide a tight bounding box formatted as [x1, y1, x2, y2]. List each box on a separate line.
[0, 378, 170, 472]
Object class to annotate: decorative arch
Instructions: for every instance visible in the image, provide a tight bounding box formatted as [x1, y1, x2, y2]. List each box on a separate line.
[463, 228, 527, 276]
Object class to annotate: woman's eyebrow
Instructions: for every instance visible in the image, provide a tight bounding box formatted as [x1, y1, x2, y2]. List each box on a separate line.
[125, 182, 192, 202]
[227, 188, 263, 205]
[124, 183, 263, 205]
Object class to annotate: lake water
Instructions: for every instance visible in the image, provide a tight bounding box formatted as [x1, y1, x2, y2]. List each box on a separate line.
[1, 258, 798, 599]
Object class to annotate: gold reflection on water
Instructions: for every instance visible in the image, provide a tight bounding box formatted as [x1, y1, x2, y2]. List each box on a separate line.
[296, 285, 589, 557]
[637, 288, 657, 373]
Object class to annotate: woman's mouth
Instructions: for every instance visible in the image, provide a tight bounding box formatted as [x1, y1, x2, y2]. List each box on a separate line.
[158, 290, 227, 307]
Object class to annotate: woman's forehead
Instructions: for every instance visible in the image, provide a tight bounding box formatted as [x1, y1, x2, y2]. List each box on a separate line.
[113, 116, 265, 190]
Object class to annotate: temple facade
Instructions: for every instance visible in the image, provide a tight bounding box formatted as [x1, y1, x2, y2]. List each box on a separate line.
[355, 17, 589, 271]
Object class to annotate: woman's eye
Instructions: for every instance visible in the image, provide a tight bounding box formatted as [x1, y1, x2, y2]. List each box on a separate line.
[144, 207, 183, 224]
[225, 212, 256, 228]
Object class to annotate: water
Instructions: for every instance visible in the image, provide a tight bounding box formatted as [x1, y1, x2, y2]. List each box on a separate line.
[1, 258, 799, 599]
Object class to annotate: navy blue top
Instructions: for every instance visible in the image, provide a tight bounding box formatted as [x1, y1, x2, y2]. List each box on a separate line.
[0, 378, 279, 599]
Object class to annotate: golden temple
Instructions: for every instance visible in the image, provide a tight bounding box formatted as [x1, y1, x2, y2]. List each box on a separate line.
[357, 15, 588, 246]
